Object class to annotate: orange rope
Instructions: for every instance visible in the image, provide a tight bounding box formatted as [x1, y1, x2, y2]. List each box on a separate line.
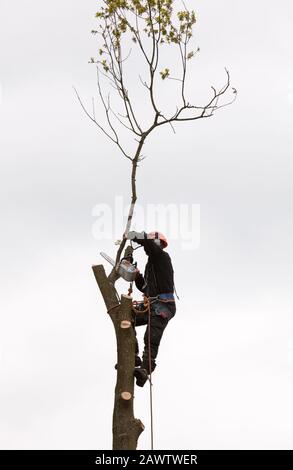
[132, 296, 175, 314]
[128, 282, 133, 297]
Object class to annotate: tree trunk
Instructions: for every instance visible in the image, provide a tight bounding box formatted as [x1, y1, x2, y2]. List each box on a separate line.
[92, 264, 144, 449]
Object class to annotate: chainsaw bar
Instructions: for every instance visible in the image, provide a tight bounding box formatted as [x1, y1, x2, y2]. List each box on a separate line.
[100, 252, 116, 267]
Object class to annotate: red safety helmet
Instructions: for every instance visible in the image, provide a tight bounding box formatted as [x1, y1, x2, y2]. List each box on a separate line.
[148, 231, 168, 248]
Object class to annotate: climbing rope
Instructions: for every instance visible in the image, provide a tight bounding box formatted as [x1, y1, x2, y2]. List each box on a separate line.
[132, 295, 154, 449]
[147, 297, 154, 451]
[107, 303, 120, 314]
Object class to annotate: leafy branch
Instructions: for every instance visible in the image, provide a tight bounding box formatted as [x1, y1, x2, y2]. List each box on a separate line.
[77, 0, 237, 283]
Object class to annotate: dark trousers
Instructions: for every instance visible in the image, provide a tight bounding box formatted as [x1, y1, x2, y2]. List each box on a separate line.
[134, 301, 176, 373]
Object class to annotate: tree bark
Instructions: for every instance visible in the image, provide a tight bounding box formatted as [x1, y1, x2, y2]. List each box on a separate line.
[92, 264, 144, 449]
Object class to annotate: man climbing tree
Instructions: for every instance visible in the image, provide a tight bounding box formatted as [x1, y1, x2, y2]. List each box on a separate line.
[127, 231, 176, 387]
[77, 0, 236, 450]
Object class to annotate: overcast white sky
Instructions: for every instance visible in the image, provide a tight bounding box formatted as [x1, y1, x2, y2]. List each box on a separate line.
[0, 0, 293, 450]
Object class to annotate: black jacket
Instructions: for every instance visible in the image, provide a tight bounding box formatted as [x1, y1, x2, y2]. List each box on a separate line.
[133, 234, 175, 297]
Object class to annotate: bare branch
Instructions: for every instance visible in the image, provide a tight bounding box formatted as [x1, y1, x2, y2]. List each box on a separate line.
[168, 76, 184, 83]
[109, 104, 141, 135]
[96, 64, 119, 91]
[110, 133, 147, 275]
[142, 68, 235, 130]
[108, 14, 143, 135]
[147, 2, 160, 115]
[139, 74, 149, 89]
[74, 87, 132, 161]
[126, 7, 151, 65]
[92, 97, 96, 121]
[178, 40, 187, 107]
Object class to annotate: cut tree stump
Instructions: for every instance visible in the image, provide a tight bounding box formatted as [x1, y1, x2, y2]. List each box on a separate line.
[92, 264, 144, 449]
[120, 320, 132, 329]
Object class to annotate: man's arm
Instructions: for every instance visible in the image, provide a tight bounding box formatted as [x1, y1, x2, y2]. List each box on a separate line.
[135, 271, 147, 293]
[127, 231, 163, 258]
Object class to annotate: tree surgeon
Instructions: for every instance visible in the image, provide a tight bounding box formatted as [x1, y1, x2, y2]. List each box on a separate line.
[126, 230, 176, 387]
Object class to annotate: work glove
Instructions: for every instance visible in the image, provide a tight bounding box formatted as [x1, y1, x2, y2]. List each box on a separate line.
[123, 245, 134, 264]
[126, 231, 145, 241]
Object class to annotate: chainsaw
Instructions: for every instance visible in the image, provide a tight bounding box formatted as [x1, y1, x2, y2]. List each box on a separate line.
[100, 251, 139, 282]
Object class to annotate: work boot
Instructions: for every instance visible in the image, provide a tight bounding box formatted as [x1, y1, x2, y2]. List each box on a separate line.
[141, 357, 156, 375]
[134, 367, 148, 387]
[115, 355, 142, 370]
[135, 355, 142, 367]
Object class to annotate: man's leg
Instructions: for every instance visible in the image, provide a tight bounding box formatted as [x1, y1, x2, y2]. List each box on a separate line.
[134, 303, 175, 386]
[141, 313, 169, 374]
[134, 314, 169, 387]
